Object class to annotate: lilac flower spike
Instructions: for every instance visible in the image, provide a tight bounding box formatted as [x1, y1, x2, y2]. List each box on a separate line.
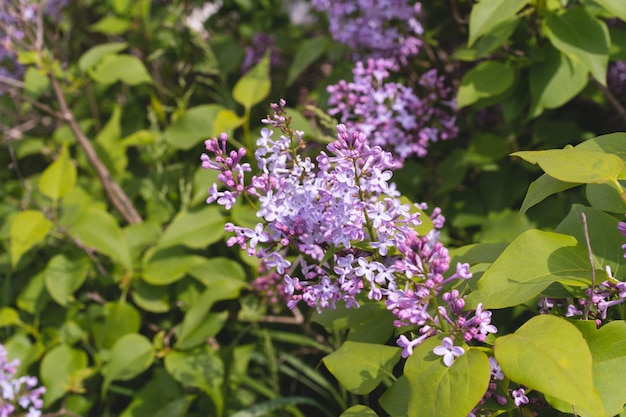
[433, 337, 464, 367]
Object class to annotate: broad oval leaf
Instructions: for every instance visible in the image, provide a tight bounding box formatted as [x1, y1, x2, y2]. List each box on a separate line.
[40, 343, 88, 405]
[405, 335, 491, 417]
[287, 35, 329, 86]
[340, 405, 379, 417]
[494, 315, 605, 417]
[465, 229, 592, 309]
[163, 104, 223, 150]
[164, 346, 224, 415]
[555, 205, 624, 278]
[44, 253, 90, 307]
[156, 206, 225, 250]
[468, 0, 529, 46]
[529, 45, 588, 118]
[10, 210, 52, 269]
[543, 8, 610, 85]
[511, 149, 624, 185]
[101, 333, 155, 397]
[69, 206, 132, 269]
[39, 144, 77, 201]
[233, 55, 271, 109]
[142, 249, 204, 286]
[322, 341, 401, 395]
[595, 0, 626, 21]
[457, 61, 515, 108]
[89, 54, 152, 85]
[573, 320, 626, 417]
[78, 42, 127, 72]
[90, 301, 141, 350]
[379, 375, 409, 417]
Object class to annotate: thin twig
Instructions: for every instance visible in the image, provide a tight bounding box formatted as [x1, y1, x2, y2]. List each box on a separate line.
[594, 78, 626, 125]
[49, 75, 143, 224]
[581, 213, 596, 320]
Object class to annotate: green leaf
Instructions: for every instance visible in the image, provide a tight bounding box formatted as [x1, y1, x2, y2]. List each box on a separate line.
[468, 0, 529, 46]
[187, 256, 246, 285]
[494, 315, 605, 417]
[131, 280, 170, 313]
[573, 320, 626, 417]
[313, 301, 395, 344]
[511, 148, 624, 184]
[340, 405, 379, 417]
[229, 397, 331, 417]
[543, 8, 610, 85]
[457, 61, 515, 108]
[78, 42, 128, 72]
[465, 229, 592, 309]
[90, 16, 131, 35]
[594, 0, 626, 21]
[586, 183, 626, 213]
[44, 254, 90, 307]
[322, 341, 401, 395]
[405, 336, 491, 417]
[69, 206, 132, 269]
[555, 205, 624, 278]
[529, 45, 588, 118]
[17, 270, 50, 315]
[0, 307, 20, 327]
[233, 55, 271, 109]
[287, 35, 329, 86]
[95, 105, 127, 176]
[157, 206, 225, 250]
[454, 18, 520, 61]
[163, 104, 223, 150]
[101, 333, 155, 397]
[40, 343, 88, 405]
[142, 249, 203, 286]
[379, 376, 409, 417]
[120, 368, 185, 417]
[23, 67, 50, 97]
[175, 280, 246, 350]
[90, 301, 141, 350]
[39, 143, 77, 201]
[212, 108, 244, 135]
[89, 54, 152, 85]
[518, 174, 578, 218]
[164, 346, 224, 415]
[10, 210, 52, 269]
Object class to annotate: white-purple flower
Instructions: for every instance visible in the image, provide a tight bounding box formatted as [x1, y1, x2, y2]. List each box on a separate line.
[433, 337, 464, 367]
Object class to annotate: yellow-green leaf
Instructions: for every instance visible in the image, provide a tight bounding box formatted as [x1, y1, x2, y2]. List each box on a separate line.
[39, 144, 77, 201]
[10, 210, 52, 269]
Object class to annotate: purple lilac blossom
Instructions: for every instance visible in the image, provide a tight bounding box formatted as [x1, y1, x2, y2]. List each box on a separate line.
[0, 344, 46, 417]
[201, 100, 494, 358]
[241, 32, 281, 74]
[0, 0, 68, 95]
[310, 0, 423, 64]
[608, 61, 626, 97]
[327, 58, 458, 166]
[468, 357, 508, 415]
[581, 266, 626, 323]
[619, 215, 626, 257]
[512, 388, 529, 407]
[432, 336, 464, 367]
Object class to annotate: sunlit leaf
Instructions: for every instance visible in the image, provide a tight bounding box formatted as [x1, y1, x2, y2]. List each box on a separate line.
[101, 333, 155, 397]
[495, 315, 605, 417]
[10, 210, 52, 269]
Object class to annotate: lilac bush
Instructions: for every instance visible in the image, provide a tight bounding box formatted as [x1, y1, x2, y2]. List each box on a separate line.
[201, 100, 493, 361]
[0, 345, 45, 417]
[326, 58, 458, 165]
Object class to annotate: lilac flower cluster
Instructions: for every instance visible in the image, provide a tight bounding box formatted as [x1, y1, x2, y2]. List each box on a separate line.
[241, 32, 281, 74]
[0, 344, 45, 417]
[0, 0, 67, 95]
[583, 266, 626, 324]
[201, 100, 493, 358]
[608, 60, 626, 97]
[327, 58, 458, 165]
[310, 0, 424, 64]
[251, 261, 289, 312]
[619, 216, 626, 257]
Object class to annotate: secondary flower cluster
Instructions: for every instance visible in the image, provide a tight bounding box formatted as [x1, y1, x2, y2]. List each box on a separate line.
[0, 0, 67, 95]
[0, 344, 45, 417]
[327, 58, 458, 165]
[310, 0, 424, 64]
[202, 100, 494, 362]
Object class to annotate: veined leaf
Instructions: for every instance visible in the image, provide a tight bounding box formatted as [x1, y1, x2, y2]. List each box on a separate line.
[495, 315, 605, 417]
[468, 0, 529, 46]
[233, 55, 270, 109]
